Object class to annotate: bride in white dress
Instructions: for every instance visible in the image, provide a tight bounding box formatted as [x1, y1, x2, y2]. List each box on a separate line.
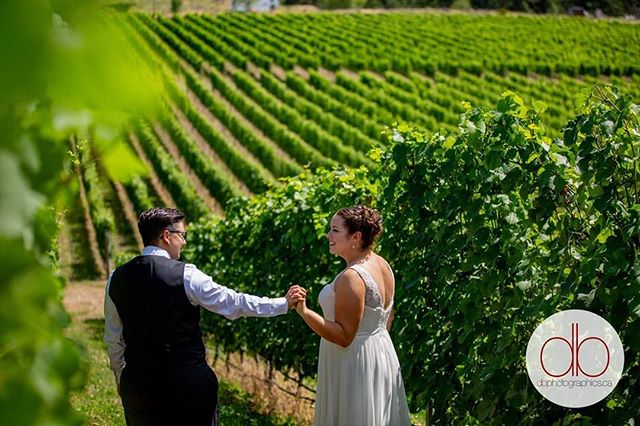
[295, 206, 411, 426]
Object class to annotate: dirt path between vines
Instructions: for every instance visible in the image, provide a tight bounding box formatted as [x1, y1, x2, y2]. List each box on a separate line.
[63, 281, 314, 424]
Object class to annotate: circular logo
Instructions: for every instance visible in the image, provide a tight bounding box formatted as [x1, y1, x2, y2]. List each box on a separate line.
[526, 309, 624, 408]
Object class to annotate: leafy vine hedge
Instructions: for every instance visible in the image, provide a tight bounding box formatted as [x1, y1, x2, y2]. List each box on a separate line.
[186, 86, 640, 424]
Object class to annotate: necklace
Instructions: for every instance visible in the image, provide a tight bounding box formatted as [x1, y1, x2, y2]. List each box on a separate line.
[346, 251, 372, 267]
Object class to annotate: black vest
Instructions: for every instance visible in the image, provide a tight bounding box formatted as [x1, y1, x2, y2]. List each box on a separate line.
[109, 255, 206, 371]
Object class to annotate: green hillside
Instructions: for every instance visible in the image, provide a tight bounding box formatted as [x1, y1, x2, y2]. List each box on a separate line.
[68, 11, 640, 278]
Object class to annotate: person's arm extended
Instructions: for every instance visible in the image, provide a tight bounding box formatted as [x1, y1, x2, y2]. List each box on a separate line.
[184, 264, 305, 320]
[103, 272, 125, 389]
[296, 269, 365, 348]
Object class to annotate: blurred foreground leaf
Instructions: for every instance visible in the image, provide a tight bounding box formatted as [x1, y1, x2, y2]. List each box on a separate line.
[0, 1, 161, 424]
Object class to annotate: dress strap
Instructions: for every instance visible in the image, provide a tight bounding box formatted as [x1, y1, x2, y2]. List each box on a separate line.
[383, 259, 395, 303]
[349, 264, 385, 309]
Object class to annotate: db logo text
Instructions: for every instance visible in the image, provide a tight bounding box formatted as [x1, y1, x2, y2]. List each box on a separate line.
[525, 309, 623, 408]
[540, 322, 610, 378]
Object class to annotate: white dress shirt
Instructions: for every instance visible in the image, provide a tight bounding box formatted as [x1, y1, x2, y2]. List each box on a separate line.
[104, 246, 289, 384]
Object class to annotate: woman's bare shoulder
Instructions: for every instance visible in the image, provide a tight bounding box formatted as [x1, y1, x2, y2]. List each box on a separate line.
[334, 268, 365, 294]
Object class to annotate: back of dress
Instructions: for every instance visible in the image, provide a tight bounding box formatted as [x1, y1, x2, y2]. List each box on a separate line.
[349, 264, 393, 336]
[318, 263, 392, 324]
[314, 261, 411, 426]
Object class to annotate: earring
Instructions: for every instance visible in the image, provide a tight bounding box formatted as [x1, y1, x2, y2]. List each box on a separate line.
[351, 244, 355, 249]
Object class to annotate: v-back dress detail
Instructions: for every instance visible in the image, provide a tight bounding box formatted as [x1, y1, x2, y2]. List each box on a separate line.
[314, 263, 411, 426]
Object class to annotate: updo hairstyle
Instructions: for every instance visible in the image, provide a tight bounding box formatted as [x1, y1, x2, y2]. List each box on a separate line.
[336, 205, 383, 250]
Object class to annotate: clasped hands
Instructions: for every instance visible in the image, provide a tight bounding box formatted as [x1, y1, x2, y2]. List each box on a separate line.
[285, 285, 308, 314]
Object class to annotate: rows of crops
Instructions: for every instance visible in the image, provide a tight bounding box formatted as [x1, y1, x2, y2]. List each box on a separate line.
[171, 13, 640, 76]
[184, 86, 640, 424]
[74, 11, 640, 277]
[61, 9, 640, 423]
[83, 15, 640, 256]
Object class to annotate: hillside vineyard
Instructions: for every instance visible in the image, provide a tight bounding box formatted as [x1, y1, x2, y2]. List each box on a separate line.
[76, 12, 640, 274]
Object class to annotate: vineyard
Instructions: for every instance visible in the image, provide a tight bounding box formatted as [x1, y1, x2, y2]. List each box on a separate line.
[36, 9, 640, 425]
[70, 12, 640, 278]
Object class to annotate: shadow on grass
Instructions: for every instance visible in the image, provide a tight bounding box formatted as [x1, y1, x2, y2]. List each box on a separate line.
[84, 318, 105, 344]
[219, 381, 298, 426]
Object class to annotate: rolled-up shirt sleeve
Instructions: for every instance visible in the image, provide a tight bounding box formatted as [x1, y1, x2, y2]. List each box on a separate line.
[183, 264, 288, 320]
[104, 272, 125, 384]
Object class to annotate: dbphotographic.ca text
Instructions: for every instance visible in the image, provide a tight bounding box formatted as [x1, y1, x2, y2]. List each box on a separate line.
[536, 378, 614, 389]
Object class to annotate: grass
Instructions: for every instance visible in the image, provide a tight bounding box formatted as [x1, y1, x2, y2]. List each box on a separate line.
[218, 381, 298, 426]
[67, 318, 126, 425]
[67, 316, 298, 425]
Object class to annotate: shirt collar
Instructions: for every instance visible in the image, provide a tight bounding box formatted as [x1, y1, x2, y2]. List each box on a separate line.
[142, 245, 171, 259]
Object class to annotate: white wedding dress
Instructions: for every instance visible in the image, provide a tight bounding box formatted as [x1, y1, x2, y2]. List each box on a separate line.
[314, 263, 411, 426]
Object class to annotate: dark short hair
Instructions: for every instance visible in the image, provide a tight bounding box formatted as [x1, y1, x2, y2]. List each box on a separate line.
[336, 205, 383, 250]
[138, 208, 185, 246]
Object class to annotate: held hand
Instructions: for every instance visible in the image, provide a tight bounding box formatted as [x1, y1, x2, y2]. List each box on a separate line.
[286, 285, 307, 310]
[295, 297, 307, 315]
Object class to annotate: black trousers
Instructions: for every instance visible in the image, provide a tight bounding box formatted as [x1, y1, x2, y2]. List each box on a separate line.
[120, 361, 219, 426]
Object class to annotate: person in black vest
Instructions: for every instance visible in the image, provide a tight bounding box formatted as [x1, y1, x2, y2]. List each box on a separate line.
[104, 207, 306, 426]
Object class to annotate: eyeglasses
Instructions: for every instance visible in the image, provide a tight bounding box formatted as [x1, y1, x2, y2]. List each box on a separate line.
[167, 228, 187, 241]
